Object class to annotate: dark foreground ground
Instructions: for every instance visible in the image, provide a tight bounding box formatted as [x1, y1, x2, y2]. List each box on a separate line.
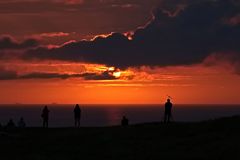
[1, 116, 240, 160]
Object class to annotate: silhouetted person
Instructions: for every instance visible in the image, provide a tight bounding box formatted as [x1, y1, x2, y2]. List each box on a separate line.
[7, 119, 15, 129]
[41, 106, 49, 128]
[0, 123, 3, 131]
[164, 99, 173, 123]
[18, 117, 26, 128]
[74, 104, 81, 128]
[121, 116, 129, 126]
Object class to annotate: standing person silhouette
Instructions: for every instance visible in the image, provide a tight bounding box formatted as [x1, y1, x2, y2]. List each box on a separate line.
[41, 106, 49, 128]
[18, 117, 26, 128]
[164, 99, 173, 123]
[74, 104, 81, 128]
[121, 116, 129, 126]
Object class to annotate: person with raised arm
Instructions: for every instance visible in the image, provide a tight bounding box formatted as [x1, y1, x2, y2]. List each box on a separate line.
[164, 99, 173, 123]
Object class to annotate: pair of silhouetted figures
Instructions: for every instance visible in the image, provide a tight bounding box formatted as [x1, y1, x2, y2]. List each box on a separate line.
[1, 118, 26, 129]
[41, 104, 81, 128]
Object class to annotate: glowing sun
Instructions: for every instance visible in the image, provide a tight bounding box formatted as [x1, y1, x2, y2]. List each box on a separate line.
[113, 71, 121, 78]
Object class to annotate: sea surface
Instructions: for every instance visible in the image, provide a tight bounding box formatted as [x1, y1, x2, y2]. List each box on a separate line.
[0, 104, 240, 127]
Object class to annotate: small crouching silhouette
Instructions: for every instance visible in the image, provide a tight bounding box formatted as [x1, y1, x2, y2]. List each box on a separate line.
[18, 117, 26, 128]
[41, 106, 49, 128]
[164, 99, 173, 123]
[121, 116, 129, 126]
[6, 119, 16, 129]
[74, 104, 81, 128]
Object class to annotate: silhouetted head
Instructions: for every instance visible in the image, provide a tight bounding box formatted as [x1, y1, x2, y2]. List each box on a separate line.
[167, 99, 171, 103]
[7, 119, 15, 127]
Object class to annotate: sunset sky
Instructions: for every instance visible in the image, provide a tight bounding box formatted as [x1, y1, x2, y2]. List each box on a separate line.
[0, 0, 240, 104]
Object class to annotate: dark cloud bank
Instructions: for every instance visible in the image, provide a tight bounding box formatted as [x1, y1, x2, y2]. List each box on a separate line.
[0, 67, 117, 81]
[20, 0, 240, 69]
[0, 36, 38, 50]
[0, 36, 39, 59]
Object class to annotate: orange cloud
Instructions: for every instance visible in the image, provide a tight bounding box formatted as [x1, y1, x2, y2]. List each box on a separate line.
[34, 32, 70, 38]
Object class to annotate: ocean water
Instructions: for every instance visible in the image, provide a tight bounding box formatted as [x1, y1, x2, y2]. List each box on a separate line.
[0, 104, 240, 127]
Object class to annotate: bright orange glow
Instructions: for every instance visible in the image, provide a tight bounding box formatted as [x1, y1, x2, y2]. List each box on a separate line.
[1, 0, 239, 106]
[91, 33, 115, 41]
[0, 59, 240, 104]
[108, 67, 115, 71]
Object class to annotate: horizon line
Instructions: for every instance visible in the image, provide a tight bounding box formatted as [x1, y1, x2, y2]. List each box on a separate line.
[1, 103, 240, 106]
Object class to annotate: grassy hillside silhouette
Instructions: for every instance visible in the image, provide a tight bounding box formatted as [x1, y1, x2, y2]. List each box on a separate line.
[1, 116, 240, 160]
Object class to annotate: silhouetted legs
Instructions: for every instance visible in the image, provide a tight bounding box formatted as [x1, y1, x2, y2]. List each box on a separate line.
[75, 117, 80, 128]
[43, 118, 48, 128]
[164, 113, 171, 123]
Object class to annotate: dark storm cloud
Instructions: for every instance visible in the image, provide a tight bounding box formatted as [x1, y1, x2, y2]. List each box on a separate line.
[0, 36, 39, 50]
[0, 36, 39, 59]
[0, 67, 117, 80]
[19, 72, 81, 79]
[22, 0, 240, 68]
[19, 71, 117, 80]
[82, 71, 117, 80]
